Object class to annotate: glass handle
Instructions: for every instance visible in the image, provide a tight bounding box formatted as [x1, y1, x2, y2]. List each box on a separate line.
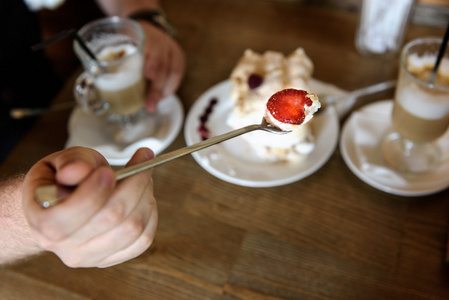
[73, 72, 110, 115]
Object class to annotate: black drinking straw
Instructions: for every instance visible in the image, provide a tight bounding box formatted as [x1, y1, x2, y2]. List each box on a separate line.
[31, 28, 100, 63]
[31, 29, 76, 51]
[72, 33, 100, 62]
[430, 22, 449, 85]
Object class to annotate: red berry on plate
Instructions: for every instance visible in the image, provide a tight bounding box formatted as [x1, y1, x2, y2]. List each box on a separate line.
[266, 89, 313, 125]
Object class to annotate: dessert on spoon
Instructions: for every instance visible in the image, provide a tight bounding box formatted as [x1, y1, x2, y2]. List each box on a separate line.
[265, 88, 320, 131]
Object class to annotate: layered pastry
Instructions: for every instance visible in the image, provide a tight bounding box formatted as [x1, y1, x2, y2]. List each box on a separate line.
[226, 48, 319, 161]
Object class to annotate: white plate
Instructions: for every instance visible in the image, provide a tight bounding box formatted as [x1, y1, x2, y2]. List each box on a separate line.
[184, 79, 340, 187]
[340, 100, 449, 197]
[66, 95, 184, 165]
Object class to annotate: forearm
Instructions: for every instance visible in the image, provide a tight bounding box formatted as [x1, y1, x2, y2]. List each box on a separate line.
[0, 175, 42, 265]
[95, 0, 160, 17]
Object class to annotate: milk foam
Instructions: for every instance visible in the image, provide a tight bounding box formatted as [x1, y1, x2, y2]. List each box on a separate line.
[95, 44, 143, 91]
[397, 86, 449, 119]
[408, 54, 449, 78]
[397, 55, 449, 120]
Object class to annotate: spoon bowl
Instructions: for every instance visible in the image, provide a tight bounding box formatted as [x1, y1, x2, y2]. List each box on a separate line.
[316, 80, 396, 115]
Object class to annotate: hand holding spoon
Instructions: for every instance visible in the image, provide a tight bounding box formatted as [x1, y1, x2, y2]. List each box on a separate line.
[35, 118, 290, 208]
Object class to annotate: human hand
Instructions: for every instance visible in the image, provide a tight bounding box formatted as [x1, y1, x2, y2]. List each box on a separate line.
[139, 21, 185, 112]
[22, 146, 158, 268]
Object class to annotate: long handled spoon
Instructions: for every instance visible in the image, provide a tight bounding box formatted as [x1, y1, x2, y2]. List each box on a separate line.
[35, 118, 289, 208]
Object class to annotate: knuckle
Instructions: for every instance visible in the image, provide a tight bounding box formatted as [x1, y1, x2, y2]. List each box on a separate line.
[121, 216, 146, 238]
[102, 201, 127, 225]
[138, 230, 155, 249]
[129, 237, 153, 259]
[127, 231, 155, 259]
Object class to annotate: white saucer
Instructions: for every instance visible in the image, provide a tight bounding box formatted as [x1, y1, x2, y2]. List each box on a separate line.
[184, 79, 340, 187]
[340, 100, 449, 197]
[66, 95, 184, 165]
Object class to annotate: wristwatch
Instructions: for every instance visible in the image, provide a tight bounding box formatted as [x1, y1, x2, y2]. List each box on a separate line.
[129, 9, 177, 37]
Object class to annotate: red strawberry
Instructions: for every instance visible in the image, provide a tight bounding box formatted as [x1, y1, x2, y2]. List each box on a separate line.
[266, 89, 313, 125]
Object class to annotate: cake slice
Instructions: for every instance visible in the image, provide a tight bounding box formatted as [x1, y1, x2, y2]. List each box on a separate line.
[227, 48, 318, 161]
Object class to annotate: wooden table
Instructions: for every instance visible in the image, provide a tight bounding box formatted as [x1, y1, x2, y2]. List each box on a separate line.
[1, 1, 448, 299]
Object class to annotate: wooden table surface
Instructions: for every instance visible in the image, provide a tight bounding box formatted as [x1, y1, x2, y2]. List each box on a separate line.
[1, 0, 449, 299]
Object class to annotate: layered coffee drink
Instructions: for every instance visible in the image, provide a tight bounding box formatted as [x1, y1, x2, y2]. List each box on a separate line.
[382, 37, 449, 175]
[74, 17, 153, 145]
[95, 43, 146, 115]
[392, 53, 449, 143]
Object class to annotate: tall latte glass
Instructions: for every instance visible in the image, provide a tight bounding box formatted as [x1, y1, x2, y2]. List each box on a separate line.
[382, 37, 449, 175]
[74, 16, 155, 145]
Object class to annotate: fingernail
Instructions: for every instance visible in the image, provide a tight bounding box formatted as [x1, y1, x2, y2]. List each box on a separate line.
[142, 148, 154, 160]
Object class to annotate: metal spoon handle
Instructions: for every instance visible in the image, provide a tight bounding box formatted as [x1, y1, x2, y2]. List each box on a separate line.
[35, 124, 261, 208]
[346, 79, 397, 99]
[116, 124, 260, 179]
[10, 102, 75, 119]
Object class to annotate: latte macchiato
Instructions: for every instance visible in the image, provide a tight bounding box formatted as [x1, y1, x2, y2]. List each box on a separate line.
[95, 43, 146, 115]
[73, 17, 154, 145]
[392, 54, 449, 143]
[382, 37, 449, 175]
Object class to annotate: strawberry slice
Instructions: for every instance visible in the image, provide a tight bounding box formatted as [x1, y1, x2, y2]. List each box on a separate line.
[266, 89, 313, 125]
